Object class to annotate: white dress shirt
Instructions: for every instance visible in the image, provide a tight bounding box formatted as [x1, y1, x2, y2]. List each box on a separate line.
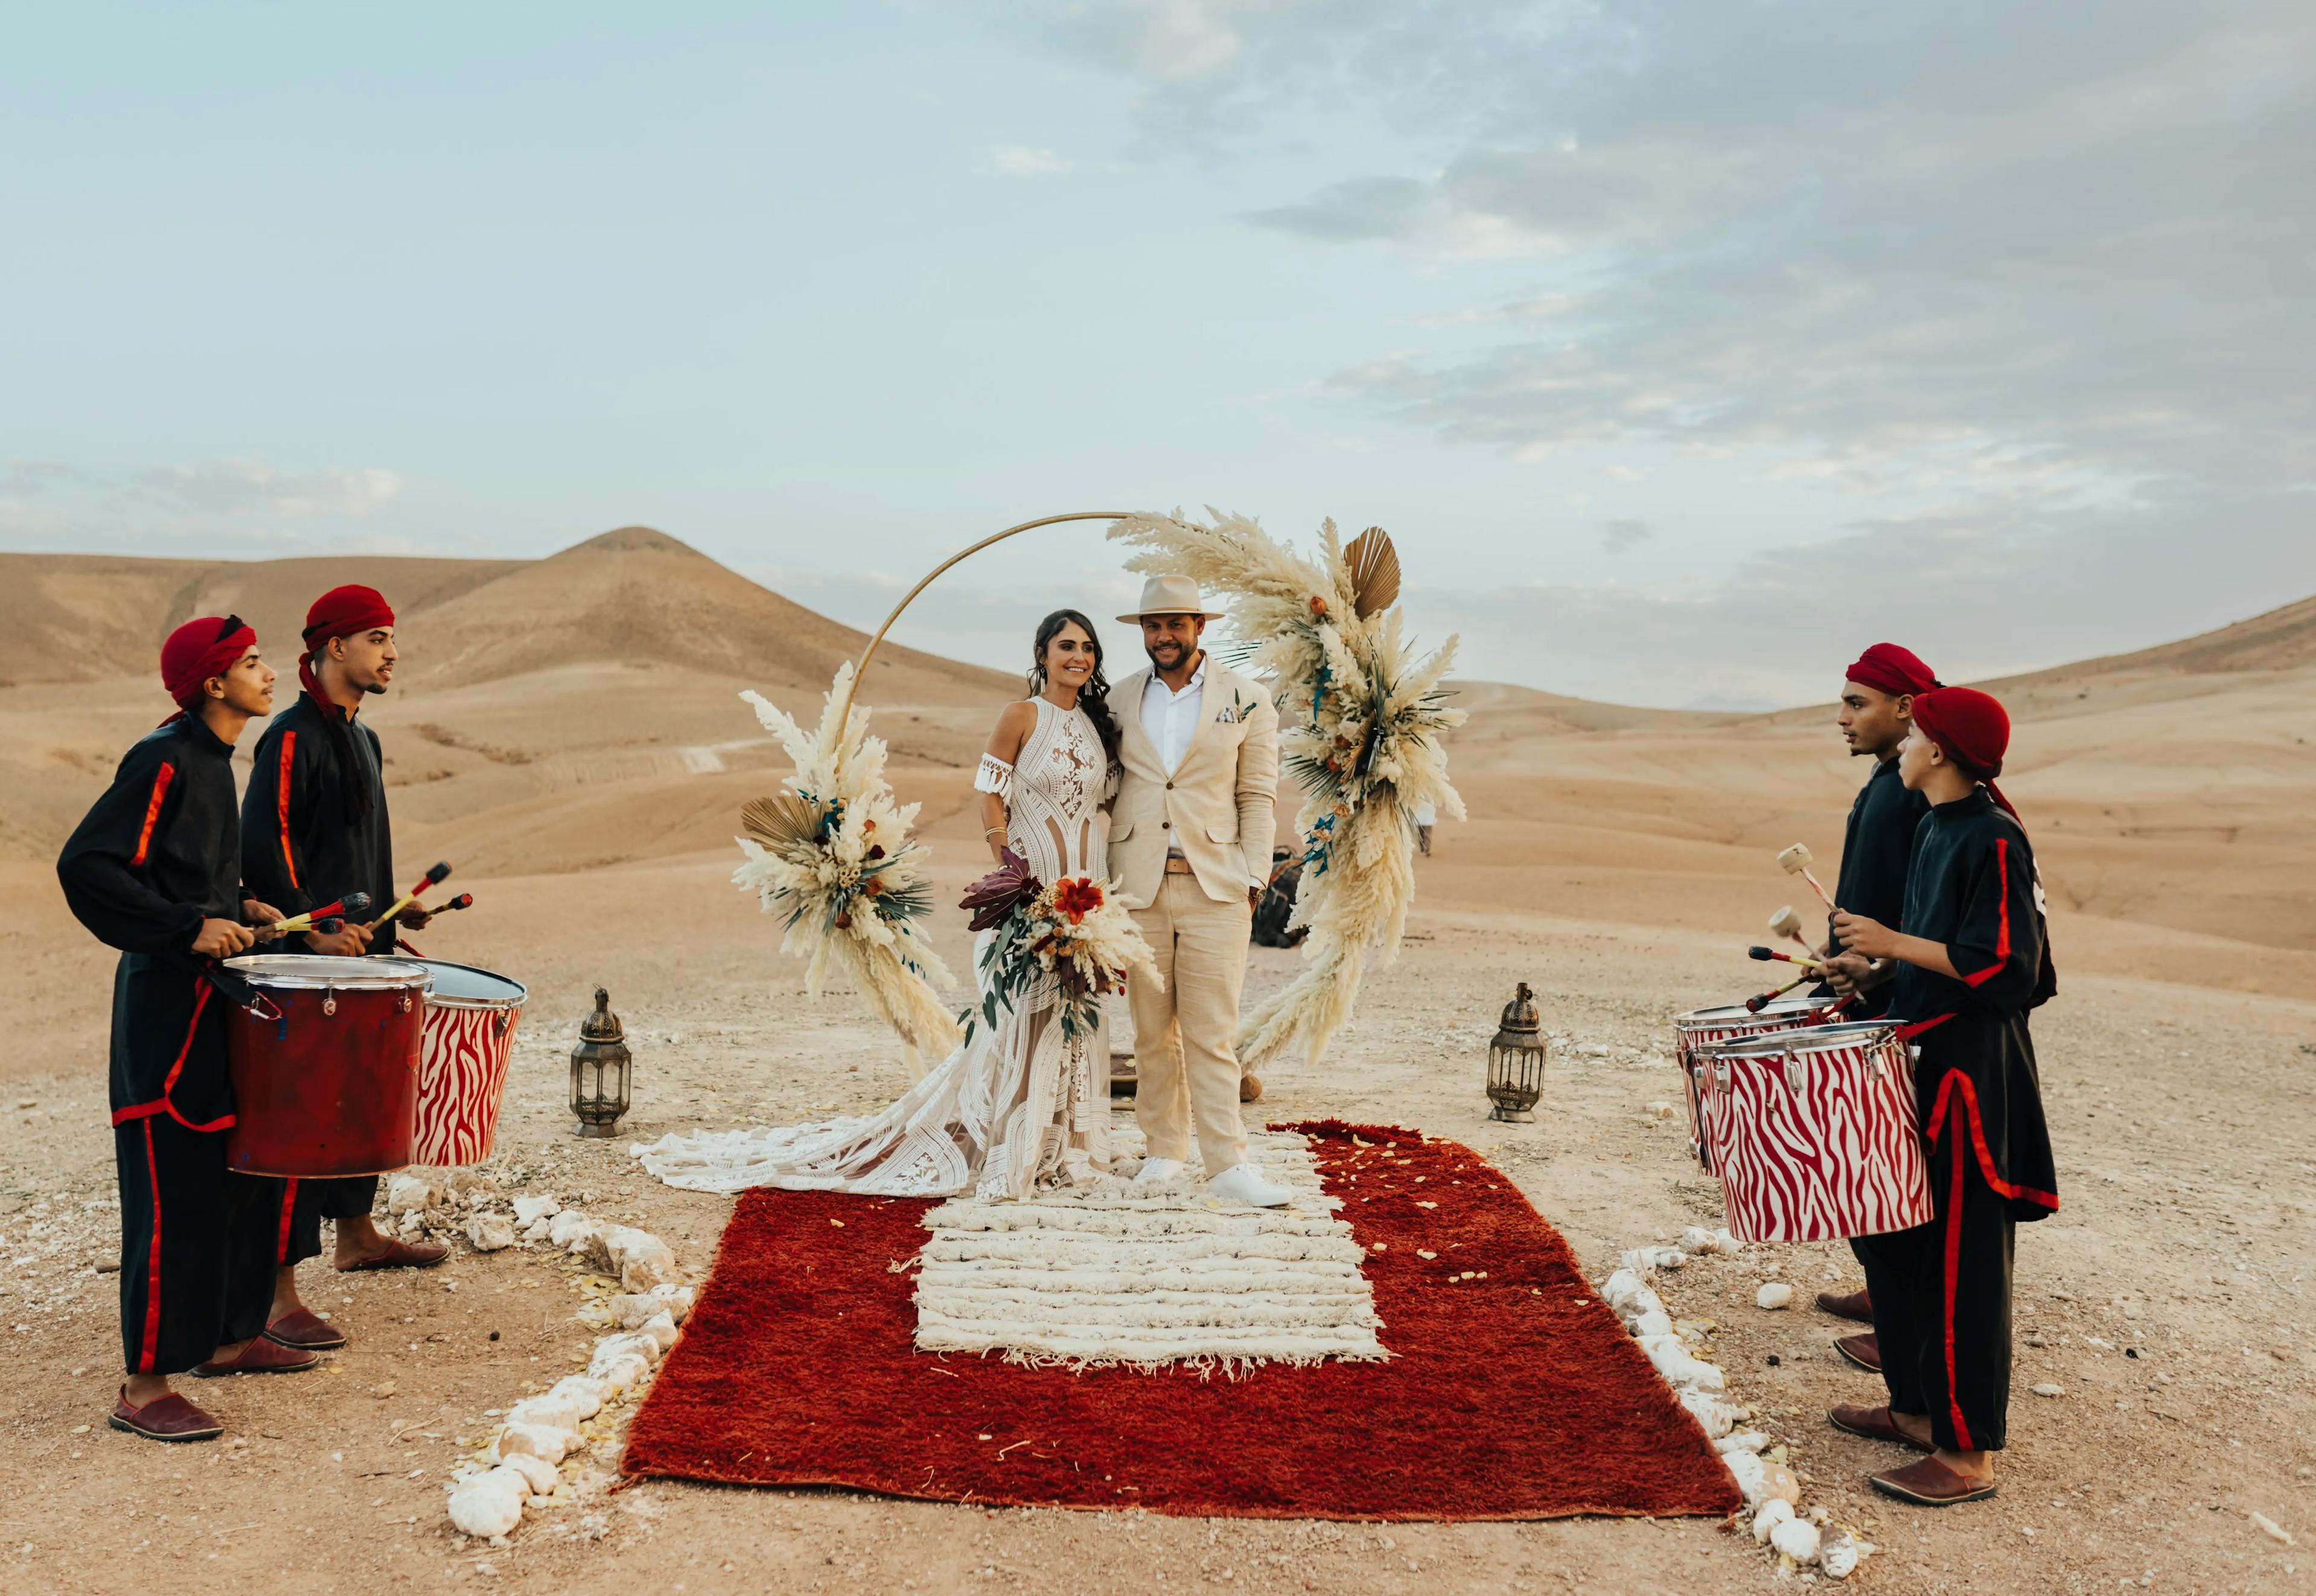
[1141, 657, 1204, 863]
[1140, 656, 1206, 777]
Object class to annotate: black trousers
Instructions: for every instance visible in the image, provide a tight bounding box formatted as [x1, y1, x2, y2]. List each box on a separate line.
[274, 1174, 382, 1267]
[1855, 1144, 2017, 1452]
[113, 1116, 277, 1376]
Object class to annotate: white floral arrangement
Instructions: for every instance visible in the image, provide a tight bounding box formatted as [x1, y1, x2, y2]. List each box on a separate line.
[1110, 510, 1467, 1069]
[732, 663, 960, 1063]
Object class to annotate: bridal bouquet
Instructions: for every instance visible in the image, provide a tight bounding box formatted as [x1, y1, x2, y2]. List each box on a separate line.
[732, 663, 961, 1061]
[1109, 510, 1465, 1069]
[960, 850, 1162, 1047]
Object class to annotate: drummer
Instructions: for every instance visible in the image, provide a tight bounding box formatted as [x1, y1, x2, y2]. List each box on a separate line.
[1813, 642, 1940, 1363]
[241, 584, 443, 1352]
[1826, 686, 2058, 1507]
[57, 617, 318, 1442]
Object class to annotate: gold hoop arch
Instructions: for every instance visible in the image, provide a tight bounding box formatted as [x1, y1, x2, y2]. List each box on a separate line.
[831, 510, 1134, 739]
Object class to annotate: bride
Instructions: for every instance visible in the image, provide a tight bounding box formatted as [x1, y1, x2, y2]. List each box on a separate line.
[638, 609, 1127, 1200]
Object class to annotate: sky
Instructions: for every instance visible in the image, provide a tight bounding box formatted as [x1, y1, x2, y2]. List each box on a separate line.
[4, 1, 2310, 708]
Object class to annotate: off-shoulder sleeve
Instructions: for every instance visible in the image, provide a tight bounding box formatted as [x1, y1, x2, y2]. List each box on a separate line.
[973, 753, 1014, 800]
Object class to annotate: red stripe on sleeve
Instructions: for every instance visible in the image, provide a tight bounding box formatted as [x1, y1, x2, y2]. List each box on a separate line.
[1960, 838, 2012, 988]
[277, 732, 300, 891]
[129, 762, 176, 867]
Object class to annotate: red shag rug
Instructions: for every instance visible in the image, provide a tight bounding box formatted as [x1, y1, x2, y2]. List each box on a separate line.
[621, 1121, 1741, 1520]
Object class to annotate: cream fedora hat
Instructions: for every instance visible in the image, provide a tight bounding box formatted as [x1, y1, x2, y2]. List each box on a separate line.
[1116, 572, 1225, 623]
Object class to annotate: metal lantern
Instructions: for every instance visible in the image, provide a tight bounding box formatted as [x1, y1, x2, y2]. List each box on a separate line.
[1486, 981, 1548, 1122]
[570, 987, 633, 1138]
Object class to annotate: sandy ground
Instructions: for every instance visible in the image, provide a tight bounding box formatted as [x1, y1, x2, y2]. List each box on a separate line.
[4, 843, 2313, 1595]
[3, 537, 2314, 1592]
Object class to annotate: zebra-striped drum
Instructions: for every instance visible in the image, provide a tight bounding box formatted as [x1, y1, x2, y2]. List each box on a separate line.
[1697, 1021, 1935, 1243]
[1672, 997, 1823, 1173]
[409, 960, 527, 1167]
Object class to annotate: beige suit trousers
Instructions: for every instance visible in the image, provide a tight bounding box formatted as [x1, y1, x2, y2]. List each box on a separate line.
[1126, 873, 1250, 1174]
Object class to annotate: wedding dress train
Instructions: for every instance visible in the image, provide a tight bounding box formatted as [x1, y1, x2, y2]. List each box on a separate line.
[636, 696, 1115, 1200]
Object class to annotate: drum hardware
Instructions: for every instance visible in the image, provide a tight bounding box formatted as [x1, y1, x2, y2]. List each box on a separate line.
[1783, 1052, 1806, 1095]
[323, 992, 337, 1016]
[1777, 843, 1837, 913]
[398, 993, 413, 1013]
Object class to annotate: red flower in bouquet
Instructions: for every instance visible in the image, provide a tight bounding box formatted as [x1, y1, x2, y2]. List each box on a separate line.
[1053, 876, 1105, 923]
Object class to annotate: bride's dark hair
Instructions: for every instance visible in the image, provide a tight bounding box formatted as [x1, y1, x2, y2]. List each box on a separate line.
[1028, 609, 1122, 774]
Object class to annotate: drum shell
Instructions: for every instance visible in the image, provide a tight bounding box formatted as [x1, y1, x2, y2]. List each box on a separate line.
[1698, 1021, 1935, 1243]
[411, 961, 527, 1167]
[1671, 998, 1824, 1174]
[223, 969, 426, 1178]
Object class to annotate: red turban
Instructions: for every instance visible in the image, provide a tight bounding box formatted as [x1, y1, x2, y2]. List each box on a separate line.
[1844, 642, 1940, 698]
[299, 584, 396, 705]
[1913, 685, 2028, 829]
[159, 614, 257, 724]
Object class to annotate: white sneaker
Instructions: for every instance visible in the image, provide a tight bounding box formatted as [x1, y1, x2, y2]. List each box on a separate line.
[1206, 1162, 1293, 1208]
[1133, 1157, 1188, 1186]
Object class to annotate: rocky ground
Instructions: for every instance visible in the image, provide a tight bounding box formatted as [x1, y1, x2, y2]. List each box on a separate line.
[4, 861, 2314, 1594]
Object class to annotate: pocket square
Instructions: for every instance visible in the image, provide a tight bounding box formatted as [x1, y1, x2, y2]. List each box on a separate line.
[1213, 705, 1238, 724]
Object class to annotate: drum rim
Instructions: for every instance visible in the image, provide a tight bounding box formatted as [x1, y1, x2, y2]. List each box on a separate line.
[1674, 998, 1819, 1028]
[221, 954, 434, 990]
[408, 957, 528, 1011]
[1703, 1019, 1899, 1058]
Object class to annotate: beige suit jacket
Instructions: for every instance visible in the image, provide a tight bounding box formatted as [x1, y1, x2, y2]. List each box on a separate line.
[1107, 660, 1279, 909]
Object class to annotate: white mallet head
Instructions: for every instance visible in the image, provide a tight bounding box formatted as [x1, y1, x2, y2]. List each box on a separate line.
[1768, 905, 1805, 940]
[1777, 843, 1814, 875]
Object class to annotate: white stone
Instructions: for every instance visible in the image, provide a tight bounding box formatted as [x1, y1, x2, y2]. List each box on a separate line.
[1818, 1534, 1862, 1579]
[1751, 1497, 1794, 1543]
[490, 1421, 580, 1466]
[506, 1393, 590, 1433]
[388, 1173, 443, 1215]
[1679, 1226, 1717, 1254]
[448, 1467, 527, 1538]
[587, 1352, 651, 1395]
[545, 1376, 607, 1420]
[637, 1311, 680, 1352]
[1639, 1334, 1725, 1390]
[1756, 1282, 1795, 1311]
[1715, 1429, 1770, 1454]
[1621, 1245, 1686, 1273]
[648, 1284, 695, 1323]
[603, 1226, 680, 1290]
[1627, 1307, 1674, 1339]
[1645, 1101, 1675, 1119]
[467, 1213, 517, 1252]
[1681, 1389, 1740, 1438]
[497, 1451, 557, 1495]
[1724, 1450, 1768, 1504]
[2251, 1512, 2295, 1547]
[445, 1168, 495, 1194]
[593, 1331, 661, 1369]
[548, 1211, 601, 1253]
[511, 1194, 561, 1226]
[1770, 1518, 1822, 1565]
[1601, 1270, 1663, 1317]
[520, 1217, 552, 1243]
[2031, 1381, 2065, 1398]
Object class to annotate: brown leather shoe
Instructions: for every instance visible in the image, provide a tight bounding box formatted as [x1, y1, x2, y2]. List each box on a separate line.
[1817, 1287, 1873, 1323]
[1828, 1402, 1932, 1452]
[335, 1237, 449, 1271]
[1239, 1074, 1262, 1104]
[1870, 1454, 1998, 1506]
[1835, 1331, 1882, 1372]
[264, 1306, 348, 1351]
[191, 1336, 320, 1377]
[109, 1387, 224, 1442]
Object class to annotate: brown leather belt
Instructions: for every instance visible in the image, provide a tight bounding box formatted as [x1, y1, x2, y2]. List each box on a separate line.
[1164, 856, 1195, 875]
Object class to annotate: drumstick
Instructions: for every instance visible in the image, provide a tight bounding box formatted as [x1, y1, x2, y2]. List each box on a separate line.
[253, 894, 366, 939]
[1777, 843, 1837, 913]
[1766, 904, 1823, 961]
[366, 861, 451, 930]
[1744, 971, 1812, 1013]
[436, 893, 474, 914]
[1748, 945, 1825, 970]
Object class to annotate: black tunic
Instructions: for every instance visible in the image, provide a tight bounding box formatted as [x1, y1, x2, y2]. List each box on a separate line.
[1888, 788, 2059, 1221]
[57, 717, 247, 1128]
[241, 694, 396, 955]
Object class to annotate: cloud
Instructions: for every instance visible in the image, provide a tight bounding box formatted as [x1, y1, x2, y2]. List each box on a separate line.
[989, 144, 1072, 176]
[1014, 0, 2316, 694]
[1601, 517, 1651, 553]
[0, 458, 407, 550]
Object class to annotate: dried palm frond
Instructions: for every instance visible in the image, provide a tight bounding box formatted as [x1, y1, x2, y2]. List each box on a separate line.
[740, 793, 821, 854]
[1344, 526, 1401, 618]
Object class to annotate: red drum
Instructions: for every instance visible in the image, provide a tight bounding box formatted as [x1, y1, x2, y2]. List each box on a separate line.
[1672, 996, 1823, 1173]
[410, 961, 528, 1167]
[1697, 1021, 1935, 1243]
[221, 955, 430, 1177]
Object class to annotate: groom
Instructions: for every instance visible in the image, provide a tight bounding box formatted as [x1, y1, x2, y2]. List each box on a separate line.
[1108, 575, 1292, 1208]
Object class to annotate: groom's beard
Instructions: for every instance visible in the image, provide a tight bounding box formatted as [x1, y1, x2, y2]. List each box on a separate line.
[1145, 641, 1193, 673]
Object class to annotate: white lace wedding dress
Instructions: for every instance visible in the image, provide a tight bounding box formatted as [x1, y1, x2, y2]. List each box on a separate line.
[636, 696, 1116, 1201]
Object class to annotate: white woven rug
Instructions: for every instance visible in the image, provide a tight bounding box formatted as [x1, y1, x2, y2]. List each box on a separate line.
[912, 1126, 1387, 1373]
